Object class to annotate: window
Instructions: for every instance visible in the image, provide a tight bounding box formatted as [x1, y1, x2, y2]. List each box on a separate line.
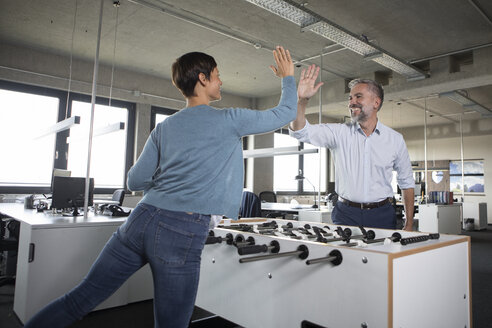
[303, 142, 327, 193]
[155, 113, 168, 125]
[450, 160, 484, 193]
[67, 100, 130, 189]
[0, 83, 62, 191]
[273, 130, 327, 193]
[0, 80, 135, 193]
[273, 132, 299, 191]
[151, 106, 177, 130]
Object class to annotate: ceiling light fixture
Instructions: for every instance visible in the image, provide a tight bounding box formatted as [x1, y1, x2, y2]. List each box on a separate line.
[243, 146, 318, 158]
[67, 122, 125, 143]
[36, 116, 81, 139]
[439, 91, 492, 117]
[109, 1, 120, 108]
[242, 0, 427, 80]
[36, 0, 80, 139]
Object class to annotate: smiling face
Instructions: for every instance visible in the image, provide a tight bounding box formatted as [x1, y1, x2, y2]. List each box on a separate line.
[205, 67, 222, 102]
[348, 83, 380, 123]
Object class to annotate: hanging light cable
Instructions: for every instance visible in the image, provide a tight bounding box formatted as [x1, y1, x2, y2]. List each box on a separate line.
[35, 0, 80, 139]
[424, 97, 428, 203]
[65, 0, 78, 119]
[109, 1, 120, 108]
[89, 1, 124, 139]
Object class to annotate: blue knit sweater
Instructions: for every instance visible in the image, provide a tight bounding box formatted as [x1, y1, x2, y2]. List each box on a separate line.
[127, 76, 297, 219]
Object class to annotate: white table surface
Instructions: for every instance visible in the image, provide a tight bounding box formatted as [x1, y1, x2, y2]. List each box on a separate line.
[0, 203, 128, 228]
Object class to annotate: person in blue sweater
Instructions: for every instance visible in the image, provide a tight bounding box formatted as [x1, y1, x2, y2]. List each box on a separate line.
[25, 46, 298, 328]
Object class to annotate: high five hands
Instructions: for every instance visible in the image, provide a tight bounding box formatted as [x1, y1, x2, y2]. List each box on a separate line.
[298, 64, 323, 100]
[269, 47, 323, 99]
[270, 46, 294, 78]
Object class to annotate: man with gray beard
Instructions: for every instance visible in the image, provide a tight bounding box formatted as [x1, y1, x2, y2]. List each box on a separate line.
[290, 65, 415, 230]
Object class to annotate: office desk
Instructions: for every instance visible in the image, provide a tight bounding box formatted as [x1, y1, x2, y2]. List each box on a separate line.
[92, 199, 121, 213]
[0, 203, 153, 324]
[261, 202, 314, 213]
[261, 202, 333, 223]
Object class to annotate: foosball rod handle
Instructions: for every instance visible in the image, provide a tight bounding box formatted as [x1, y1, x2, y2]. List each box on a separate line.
[205, 233, 234, 245]
[237, 240, 280, 256]
[234, 236, 255, 248]
[205, 236, 222, 245]
[400, 233, 440, 245]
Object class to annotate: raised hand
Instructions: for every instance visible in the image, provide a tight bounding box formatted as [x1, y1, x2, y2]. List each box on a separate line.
[298, 64, 323, 100]
[269, 46, 294, 78]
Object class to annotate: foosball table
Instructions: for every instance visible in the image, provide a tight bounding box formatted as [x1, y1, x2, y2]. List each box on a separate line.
[195, 218, 471, 328]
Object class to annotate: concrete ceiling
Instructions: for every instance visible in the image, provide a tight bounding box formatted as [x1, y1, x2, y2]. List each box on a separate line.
[1, 0, 492, 129]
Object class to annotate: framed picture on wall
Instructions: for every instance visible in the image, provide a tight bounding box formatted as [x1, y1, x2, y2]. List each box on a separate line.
[449, 160, 484, 193]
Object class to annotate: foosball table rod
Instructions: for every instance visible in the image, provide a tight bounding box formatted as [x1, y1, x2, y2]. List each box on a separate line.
[239, 245, 309, 263]
[305, 249, 343, 266]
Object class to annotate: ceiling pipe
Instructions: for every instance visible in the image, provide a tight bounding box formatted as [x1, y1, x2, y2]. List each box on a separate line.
[127, 0, 351, 79]
[409, 42, 492, 64]
[0, 65, 185, 104]
[297, 46, 346, 63]
[467, 0, 492, 26]
[404, 101, 460, 124]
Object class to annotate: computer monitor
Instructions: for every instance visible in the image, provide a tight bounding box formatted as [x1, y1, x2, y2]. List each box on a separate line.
[51, 176, 94, 216]
[50, 168, 71, 191]
[327, 182, 336, 194]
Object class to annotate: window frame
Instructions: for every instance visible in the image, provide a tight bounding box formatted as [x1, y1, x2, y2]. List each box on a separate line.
[449, 159, 485, 194]
[150, 106, 177, 131]
[0, 80, 135, 195]
[273, 129, 328, 195]
[66, 93, 136, 194]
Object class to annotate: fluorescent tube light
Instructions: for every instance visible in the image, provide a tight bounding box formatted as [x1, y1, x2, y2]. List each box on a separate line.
[36, 116, 80, 139]
[67, 122, 125, 143]
[243, 146, 318, 158]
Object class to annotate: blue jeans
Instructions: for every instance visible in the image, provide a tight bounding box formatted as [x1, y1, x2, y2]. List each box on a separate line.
[332, 201, 396, 229]
[24, 203, 210, 328]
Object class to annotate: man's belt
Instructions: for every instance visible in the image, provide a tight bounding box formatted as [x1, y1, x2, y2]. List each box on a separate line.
[338, 197, 392, 210]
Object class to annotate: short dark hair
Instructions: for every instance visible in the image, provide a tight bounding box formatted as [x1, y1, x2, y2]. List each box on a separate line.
[348, 79, 384, 111]
[171, 52, 217, 98]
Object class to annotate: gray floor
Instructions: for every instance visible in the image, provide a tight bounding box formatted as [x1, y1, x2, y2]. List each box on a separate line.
[0, 284, 237, 328]
[1, 226, 491, 328]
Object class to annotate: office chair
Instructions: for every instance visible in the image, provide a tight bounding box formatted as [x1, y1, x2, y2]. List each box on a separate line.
[112, 189, 125, 206]
[258, 191, 285, 219]
[0, 215, 19, 287]
[239, 191, 262, 218]
[259, 191, 277, 203]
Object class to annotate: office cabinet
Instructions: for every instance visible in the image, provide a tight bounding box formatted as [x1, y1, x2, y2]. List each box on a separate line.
[0, 204, 153, 324]
[418, 203, 462, 234]
[462, 202, 487, 230]
[298, 208, 332, 223]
